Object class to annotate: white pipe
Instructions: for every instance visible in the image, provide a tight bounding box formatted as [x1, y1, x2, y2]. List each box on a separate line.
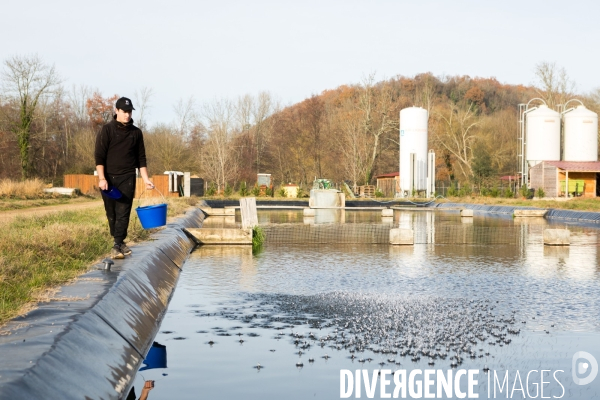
[521, 106, 539, 187]
[561, 99, 584, 113]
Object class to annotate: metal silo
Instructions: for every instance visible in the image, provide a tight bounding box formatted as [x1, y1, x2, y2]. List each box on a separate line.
[526, 105, 561, 166]
[563, 105, 598, 162]
[399, 107, 428, 196]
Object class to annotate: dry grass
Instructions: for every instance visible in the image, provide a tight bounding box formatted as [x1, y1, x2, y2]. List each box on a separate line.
[0, 178, 46, 198]
[0, 196, 198, 326]
[0, 204, 157, 325]
[0, 209, 112, 324]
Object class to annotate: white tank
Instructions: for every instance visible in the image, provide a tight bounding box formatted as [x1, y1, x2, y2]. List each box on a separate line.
[563, 105, 598, 162]
[526, 105, 560, 166]
[399, 107, 428, 194]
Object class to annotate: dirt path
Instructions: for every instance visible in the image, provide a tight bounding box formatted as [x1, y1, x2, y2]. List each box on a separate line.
[0, 200, 104, 224]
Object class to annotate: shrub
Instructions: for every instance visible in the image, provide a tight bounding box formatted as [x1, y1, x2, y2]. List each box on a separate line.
[447, 182, 458, 197]
[480, 187, 490, 197]
[224, 183, 233, 197]
[490, 187, 500, 198]
[251, 185, 260, 197]
[205, 182, 217, 196]
[252, 225, 265, 254]
[519, 184, 529, 198]
[296, 186, 305, 198]
[537, 188, 545, 198]
[458, 185, 472, 197]
[503, 188, 514, 198]
[239, 182, 249, 197]
[375, 188, 385, 198]
[265, 186, 273, 197]
[277, 187, 287, 197]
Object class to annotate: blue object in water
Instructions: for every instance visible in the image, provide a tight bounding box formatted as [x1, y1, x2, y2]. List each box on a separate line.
[140, 342, 167, 371]
[136, 203, 168, 229]
[101, 186, 122, 200]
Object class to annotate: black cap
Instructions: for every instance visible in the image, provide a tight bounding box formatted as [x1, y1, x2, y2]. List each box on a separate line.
[115, 97, 135, 111]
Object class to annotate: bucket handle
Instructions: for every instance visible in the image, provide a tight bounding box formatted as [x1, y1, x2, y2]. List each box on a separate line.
[137, 186, 167, 208]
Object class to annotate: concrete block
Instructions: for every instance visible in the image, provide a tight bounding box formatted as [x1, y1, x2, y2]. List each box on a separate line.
[382, 216, 394, 225]
[303, 208, 315, 216]
[514, 209, 547, 217]
[381, 208, 394, 217]
[200, 207, 235, 216]
[309, 189, 344, 208]
[186, 228, 252, 245]
[389, 228, 414, 245]
[461, 217, 473, 224]
[543, 229, 570, 246]
[460, 209, 473, 217]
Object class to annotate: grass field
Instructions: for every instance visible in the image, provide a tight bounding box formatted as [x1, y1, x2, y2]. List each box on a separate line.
[0, 196, 198, 326]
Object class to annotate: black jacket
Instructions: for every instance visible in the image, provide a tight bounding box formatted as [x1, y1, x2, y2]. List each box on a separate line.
[94, 117, 148, 176]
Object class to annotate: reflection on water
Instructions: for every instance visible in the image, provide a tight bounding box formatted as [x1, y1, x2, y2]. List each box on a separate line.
[138, 210, 600, 399]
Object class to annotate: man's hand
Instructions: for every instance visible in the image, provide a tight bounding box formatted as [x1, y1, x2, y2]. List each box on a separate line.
[99, 178, 108, 191]
[145, 179, 155, 190]
[139, 380, 154, 400]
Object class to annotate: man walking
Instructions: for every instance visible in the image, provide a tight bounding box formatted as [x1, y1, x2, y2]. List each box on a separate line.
[95, 97, 154, 259]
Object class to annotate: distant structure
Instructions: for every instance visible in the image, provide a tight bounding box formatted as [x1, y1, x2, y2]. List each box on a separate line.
[519, 99, 599, 197]
[399, 107, 435, 198]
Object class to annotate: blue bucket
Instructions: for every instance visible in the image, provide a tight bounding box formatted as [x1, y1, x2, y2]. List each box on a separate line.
[136, 203, 167, 229]
[140, 342, 167, 371]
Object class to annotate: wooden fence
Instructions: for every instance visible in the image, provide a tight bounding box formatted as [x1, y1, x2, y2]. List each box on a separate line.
[64, 174, 180, 198]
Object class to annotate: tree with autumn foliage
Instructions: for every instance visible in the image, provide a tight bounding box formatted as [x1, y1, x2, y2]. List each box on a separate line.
[86, 92, 118, 129]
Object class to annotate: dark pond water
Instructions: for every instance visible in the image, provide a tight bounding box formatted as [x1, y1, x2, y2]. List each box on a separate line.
[130, 210, 600, 399]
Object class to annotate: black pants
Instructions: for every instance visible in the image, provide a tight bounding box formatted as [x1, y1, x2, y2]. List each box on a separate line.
[102, 174, 136, 244]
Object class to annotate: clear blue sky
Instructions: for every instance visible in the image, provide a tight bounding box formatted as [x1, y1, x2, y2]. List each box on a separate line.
[2, 0, 598, 127]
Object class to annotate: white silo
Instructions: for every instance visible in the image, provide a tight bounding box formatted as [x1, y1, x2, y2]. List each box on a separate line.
[526, 105, 561, 166]
[399, 107, 428, 196]
[563, 105, 598, 162]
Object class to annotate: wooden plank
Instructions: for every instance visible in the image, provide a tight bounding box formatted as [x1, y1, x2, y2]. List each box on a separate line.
[239, 197, 258, 229]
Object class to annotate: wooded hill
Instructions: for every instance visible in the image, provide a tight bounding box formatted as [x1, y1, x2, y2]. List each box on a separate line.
[1, 55, 598, 191]
[230, 68, 598, 190]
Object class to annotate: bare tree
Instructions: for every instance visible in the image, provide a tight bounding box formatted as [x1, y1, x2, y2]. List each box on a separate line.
[252, 91, 274, 173]
[201, 98, 238, 191]
[133, 86, 154, 131]
[234, 92, 276, 175]
[1, 54, 61, 179]
[414, 73, 438, 116]
[173, 96, 196, 136]
[356, 74, 398, 184]
[533, 61, 575, 109]
[431, 101, 480, 181]
[144, 123, 195, 174]
[335, 101, 370, 191]
[68, 84, 93, 125]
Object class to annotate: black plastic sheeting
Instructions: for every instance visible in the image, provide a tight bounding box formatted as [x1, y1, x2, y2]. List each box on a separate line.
[436, 202, 600, 226]
[204, 199, 308, 208]
[0, 208, 204, 400]
[545, 208, 600, 227]
[203, 199, 428, 208]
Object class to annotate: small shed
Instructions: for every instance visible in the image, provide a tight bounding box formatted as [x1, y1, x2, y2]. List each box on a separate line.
[375, 172, 400, 198]
[282, 183, 298, 198]
[529, 161, 600, 198]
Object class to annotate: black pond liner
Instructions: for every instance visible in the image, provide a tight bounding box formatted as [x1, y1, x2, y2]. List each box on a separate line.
[203, 199, 428, 208]
[437, 202, 600, 227]
[0, 209, 204, 400]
